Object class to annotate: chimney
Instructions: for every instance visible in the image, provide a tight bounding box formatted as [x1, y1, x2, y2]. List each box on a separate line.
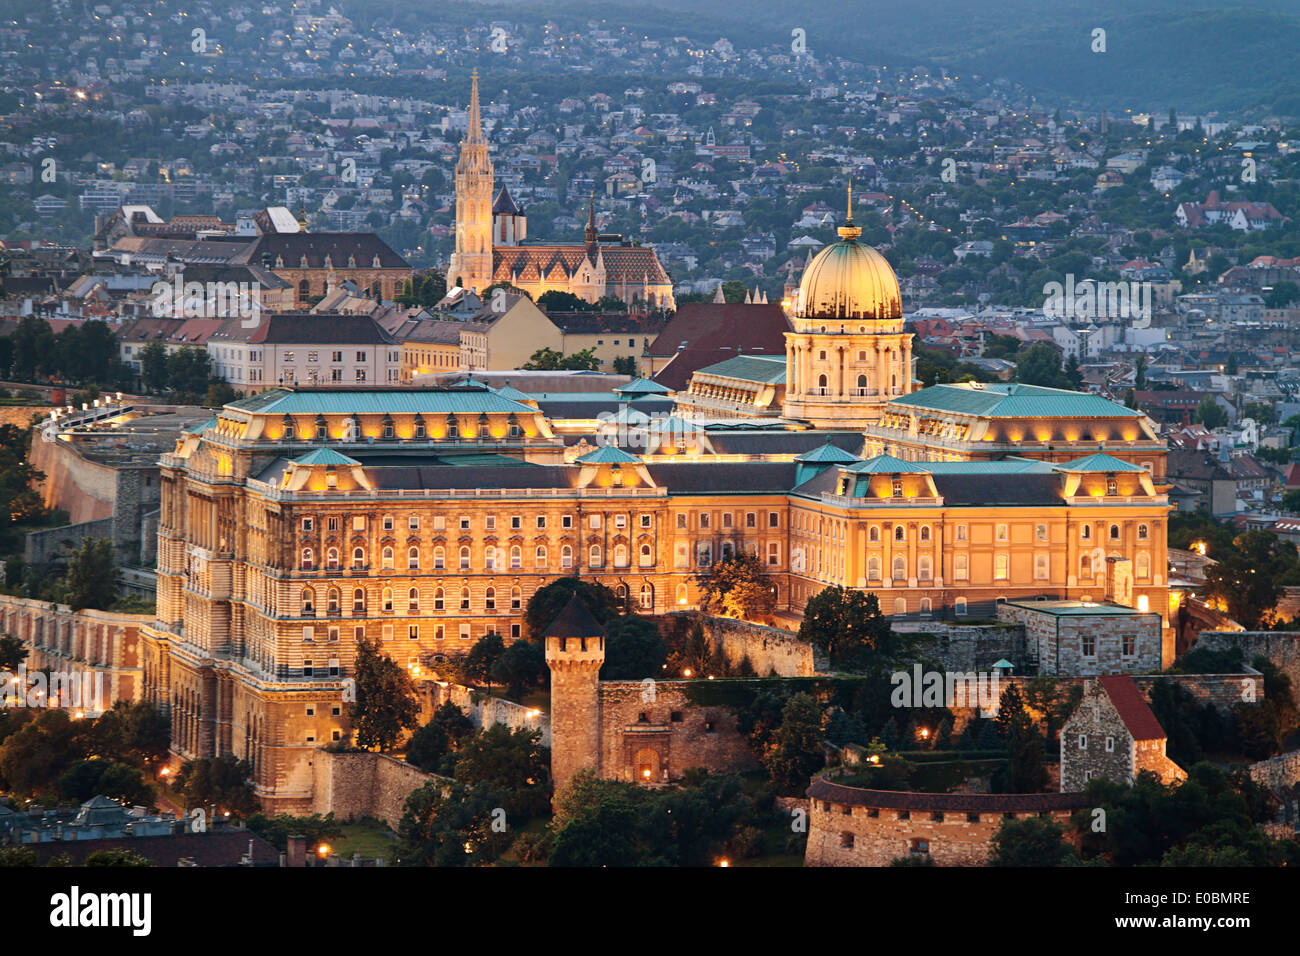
[286, 834, 306, 868]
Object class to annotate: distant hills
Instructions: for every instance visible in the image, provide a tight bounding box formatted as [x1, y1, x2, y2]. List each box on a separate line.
[532, 0, 1300, 116]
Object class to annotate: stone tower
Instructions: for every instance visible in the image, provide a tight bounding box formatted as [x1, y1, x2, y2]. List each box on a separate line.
[543, 595, 606, 798]
[447, 69, 494, 293]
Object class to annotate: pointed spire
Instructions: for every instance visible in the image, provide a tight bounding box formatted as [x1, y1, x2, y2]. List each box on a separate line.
[585, 197, 597, 247]
[744, 289, 752, 304]
[713, 283, 726, 304]
[466, 68, 483, 144]
[838, 180, 862, 241]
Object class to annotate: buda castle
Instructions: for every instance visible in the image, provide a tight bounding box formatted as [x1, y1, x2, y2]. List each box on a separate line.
[140, 183, 1171, 810]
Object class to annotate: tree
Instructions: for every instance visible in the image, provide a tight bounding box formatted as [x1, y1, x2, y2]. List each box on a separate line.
[11, 316, 56, 380]
[993, 683, 1048, 793]
[164, 346, 211, 397]
[247, 812, 342, 855]
[65, 538, 117, 612]
[460, 632, 506, 692]
[991, 816, 1074, 866]
[451, 723, 550, 819]
[139, 340, 168, 393]
[548, 771, 646, 866]
[489, 639, 547, 698]
[537, 289, 591, 312]
[417, 271, 447, 307]
[57, 759, 152, 806]
[397, 781, 513, 866]
[1134, 353, 1147, 390]
[763, 693, 825, 795]
[83, 848, 153, 867]
[0, 634, 27, 671]
[205, 382, 237, 407]
[404, 701, 475, 773]
[90, 700, 170, 766]
[175, 754, 257, 817]
[481, 281, 531, 302]
[349, 636, 420, 752]
[798, 587, 897, 671]
[602, 615, 667, 680]
[1194, 396, 1228, 429]
[1201, 530, 1297, 628]
[1015, 342, 1069, 388]
[612, 356, 637, 376]
[524, 578, 620, 637]
[1265, 281, 1299, 309]
[696, 551, 775, 623]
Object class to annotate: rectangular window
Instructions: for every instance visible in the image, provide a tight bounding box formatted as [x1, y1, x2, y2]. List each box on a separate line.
[767, 542, 780, 566]
[1035, 524, 1048, 542]
[459, 623, 471, 641]
[302, 626, 314, 643]
[768, 512, 779, 528]
[303, 659, 313, 677]
[1122, 634, 1135, 657]
[955, 524, 967, 541]
[562, 514, 572, 529]
[996, 523, 1009, 542]
[352, 516, 366, 531]
[1105, 736, 1115, 752]
[485, 516, 496, 531]
[589, 514, 602, 530]
[408, 625, 419, 641]
[1081, 634, 1096, 657]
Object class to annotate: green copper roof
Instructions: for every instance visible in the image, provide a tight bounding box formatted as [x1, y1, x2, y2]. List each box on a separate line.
[183, 416, 218, 435]
[846, 453, 931, 474]
[616, 377, 673, 395]
[291, 447, 361, 467]
[493, 383, 532, 401]
[1053, 452, 1148, 473]
[693, 354, 787, 385]
[796, 441, 861, 464]
[226, 387, 534, 417]
[648, 415, 703, 433]
[890, 382, 1140, 419]
[576, 445, 643, 465]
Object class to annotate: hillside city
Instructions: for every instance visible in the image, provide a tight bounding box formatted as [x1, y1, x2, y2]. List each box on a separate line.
[0, 0, 1297, 902]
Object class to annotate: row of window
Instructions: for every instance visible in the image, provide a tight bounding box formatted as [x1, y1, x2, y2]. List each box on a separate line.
[300, 542, 651, 571]
[803, 520, 1151, 544]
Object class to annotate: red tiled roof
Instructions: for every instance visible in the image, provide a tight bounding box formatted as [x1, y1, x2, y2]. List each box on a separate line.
[1099, 675, 1166, 742]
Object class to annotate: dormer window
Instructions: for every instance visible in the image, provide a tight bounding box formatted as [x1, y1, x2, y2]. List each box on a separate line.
[446, 416, 459, 440]
[414, 416, 426, 439]
[1106, 477, 1118, 495]
[373, 255, 382, 268]
[282, 415, 295, 440]
[892, 479, 903, 498]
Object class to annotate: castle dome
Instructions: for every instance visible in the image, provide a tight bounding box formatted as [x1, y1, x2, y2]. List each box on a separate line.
[795, 195, 901, 321]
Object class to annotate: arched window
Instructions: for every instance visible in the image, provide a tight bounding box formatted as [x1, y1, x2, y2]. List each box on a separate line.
[856, 374, 867, 395]
[892, 555, 906, 580]
[817, 373, 828, 394]
[676, 583, 689, 605]
[640, 543, 653, 566]
[894, 525, 905, 542]
[485, 548, 497, 571]
[919, 525, 931, 542]
[561, 545, 573, 569]
[590, 544, 603, 567]
[301, 548, 314, 570]
[408, 546, 419, 569]
[434, 588, 445, 611]
[408, 587, 419, 612]
[955, 597, 968, 616]
[352, 547, 365, 570]
[301, 588, 315, 614]
[382, 546, 394, 570]
[1109, 524, 1120, 540]
[381, 587, 393, 612]
[868, 525, 880, 542]
[433, 546, 445, 570]
[459, 587, 471, 611]
[919, 597, 932, 614]
[867, 555, 881, 580]
[893, 597, 907, 615]
[352, 588, 365, 613]
[639, 584, 653, 610]
[459, 546, 471, 570]
[510, 546, 522, 570]
[326, 547, 339, 570]
[1081, 554, 1092, 577]
[485, 587, 496, 611]
[1137, 524, 1149, 540]
[511, 587, 521, 610]
[327, 588, 339, 614]
[918, 556, 932, 581]
[1081, 525, 1092, 541]
[535, 546, 547, 568]
[614, 544, 629, 567]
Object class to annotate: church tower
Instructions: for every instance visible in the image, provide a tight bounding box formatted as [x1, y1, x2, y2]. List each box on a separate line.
[448, 70, 494, 293]
[782, 186, 913, 428]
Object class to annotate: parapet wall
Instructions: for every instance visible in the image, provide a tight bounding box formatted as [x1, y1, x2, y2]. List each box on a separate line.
[698, 615, 817, 677]
[310, 749, 448, 829]
[1197, 631, 1300, 696]
[0, 593, 148, 707]
[426, 681, 551, 747]
[24, 518, 114, 567]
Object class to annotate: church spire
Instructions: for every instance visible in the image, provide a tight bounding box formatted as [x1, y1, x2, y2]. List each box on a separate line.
[467, 68, 484, 144]
[838, 181, 861, 241]
[585, 197, 597, 247]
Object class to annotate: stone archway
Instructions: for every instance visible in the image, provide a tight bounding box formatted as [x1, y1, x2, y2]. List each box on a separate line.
[634, 747, 661, 783]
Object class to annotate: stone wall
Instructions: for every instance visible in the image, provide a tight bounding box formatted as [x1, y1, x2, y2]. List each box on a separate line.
[996, 603, 1163, 675]
[698, 615, 817, 677]
[597, 680, 759, 783]
[426, 681, 551, 747]
[1249, 750, 1300, 792]
[24, 518, 114, 568]
[1197, 631, 1300, 696]
[310, 749, 448, 829]
[804, 776, 1087, 867]
[907, 624, 1026, 673]
[0, 593, 148, 707]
